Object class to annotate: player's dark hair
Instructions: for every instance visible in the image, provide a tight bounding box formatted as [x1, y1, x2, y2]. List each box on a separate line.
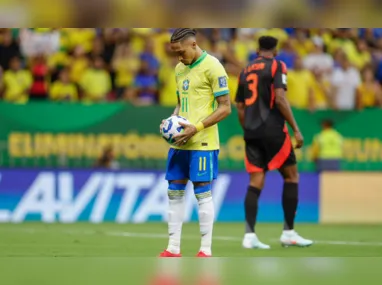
[170, 28, 197, 43]
[258, 36, 278, 51]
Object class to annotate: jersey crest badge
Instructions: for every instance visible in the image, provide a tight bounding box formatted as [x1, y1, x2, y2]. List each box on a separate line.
[218, 76, 227, 88]
[183, 79, 190, 91]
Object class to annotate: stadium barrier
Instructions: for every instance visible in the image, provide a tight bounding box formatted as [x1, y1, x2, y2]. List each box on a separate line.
[320, 172, 382, 224]
[0, 169, 319, 223]
[1, 102, 382, 171]
[1, 169, 380, 224]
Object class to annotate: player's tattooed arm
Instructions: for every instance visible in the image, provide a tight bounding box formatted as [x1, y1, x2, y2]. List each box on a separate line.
[173, 95, 231, 146]
[172, 95, 181, 116]
[236, 102, 245, 129]
[275, 89, 304, 148]
[201, 94, 232, 128]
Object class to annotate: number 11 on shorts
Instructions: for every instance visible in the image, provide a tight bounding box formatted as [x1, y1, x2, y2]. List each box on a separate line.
[199, 157, 207, 171]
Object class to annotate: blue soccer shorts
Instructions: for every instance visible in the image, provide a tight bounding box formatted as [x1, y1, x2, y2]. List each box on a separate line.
[165, 148, 219, 182]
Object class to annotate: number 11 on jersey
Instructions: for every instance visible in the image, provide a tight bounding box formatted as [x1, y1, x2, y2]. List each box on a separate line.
[181, 97, 188, 113]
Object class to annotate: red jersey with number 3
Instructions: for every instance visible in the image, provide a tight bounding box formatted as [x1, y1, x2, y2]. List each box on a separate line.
[235, 57, 287, 139]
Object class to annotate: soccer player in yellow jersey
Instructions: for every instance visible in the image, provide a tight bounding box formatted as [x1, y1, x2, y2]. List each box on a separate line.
[159, 29, 232, 258]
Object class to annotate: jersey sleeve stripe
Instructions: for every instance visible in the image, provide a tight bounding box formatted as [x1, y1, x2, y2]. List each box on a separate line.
[280, 61, 287, 74]
[214, 90, 229, 97]
[271, 59, 277, 78]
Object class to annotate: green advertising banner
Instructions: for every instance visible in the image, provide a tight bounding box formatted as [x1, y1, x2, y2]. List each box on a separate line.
[0, 102, 381, 171]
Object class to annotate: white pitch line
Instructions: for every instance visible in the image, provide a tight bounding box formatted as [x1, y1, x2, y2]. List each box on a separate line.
[4, 227, 382, 247]
[108, 232, 168, 239]
[110, 231, 382, 246]
[107, 231, 239, 241]
[313, 240, 382, 246]
[269, 238, 382, 246]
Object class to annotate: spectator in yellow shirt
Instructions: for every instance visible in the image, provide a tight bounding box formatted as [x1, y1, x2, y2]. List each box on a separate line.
[311, 68, 332, 110]
[130, 29, 153, 56]
[309, 28, 332, 47]
[48, 48, 71, 82]
[69, 45, 89, 84]
[62, 28, 96, 53]
[49, 68, 78, 102]
[152, 29, 172, 64]
[225, 62, 241, 103]
[356, 65, 382, 109]
[80, 57, 112, 103]
[290, 29, 314, 57]
[112, 42, 140, 99]
[287, 57, 315, 111]
[158, 56, 178, 106]
[1, 57, 32, 104]
[347, 39, 372, 70]
[229, 29, 256, 67]
[328, 29, 357, 57]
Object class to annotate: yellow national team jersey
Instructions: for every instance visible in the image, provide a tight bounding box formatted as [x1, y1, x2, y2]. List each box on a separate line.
[173, 51, 229, 151]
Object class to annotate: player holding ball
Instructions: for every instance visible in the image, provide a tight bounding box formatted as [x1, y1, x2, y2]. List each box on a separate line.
[159, 28, 231, 257]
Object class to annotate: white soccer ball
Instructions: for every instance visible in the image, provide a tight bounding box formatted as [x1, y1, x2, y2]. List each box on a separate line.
[161, 115, 190, 145]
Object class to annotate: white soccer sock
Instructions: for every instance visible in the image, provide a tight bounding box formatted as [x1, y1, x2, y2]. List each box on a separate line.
[283, 229, 295, 235]
[166, 196, 185, 254]
[197, 196, 215, 255]
[244, 233, 256, 239]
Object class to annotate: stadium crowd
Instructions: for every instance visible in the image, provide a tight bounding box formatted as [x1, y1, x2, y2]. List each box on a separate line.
[0, 28, 382, 111]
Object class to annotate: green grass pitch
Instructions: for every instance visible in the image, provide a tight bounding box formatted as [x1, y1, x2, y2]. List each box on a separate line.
[1, 223, 382, 285]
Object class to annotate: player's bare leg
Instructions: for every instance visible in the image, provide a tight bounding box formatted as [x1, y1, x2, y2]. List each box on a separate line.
[278, 165, 313, 247]
[159, 179, 188, 257]
[242, 171, 270, 249]
[193, 181, 214, 257]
